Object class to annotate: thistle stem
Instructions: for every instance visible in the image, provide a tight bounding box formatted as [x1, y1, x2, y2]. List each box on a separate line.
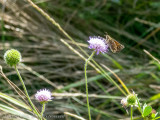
[41, 103, 46, 118]
[136, 96, 142, 115]
[84, 51, 95, 120]
[14, 66, 41, 119]
[131, 106, 133, 120]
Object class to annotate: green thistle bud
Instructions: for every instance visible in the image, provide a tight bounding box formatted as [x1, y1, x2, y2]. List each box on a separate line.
[4, 49, 22, 67]
[127, 93, 137, 105]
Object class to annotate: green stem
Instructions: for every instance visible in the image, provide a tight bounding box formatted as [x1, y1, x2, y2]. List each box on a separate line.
[14, 66, 41, 119]
[1, 17, 5, 50]
[131, 106, 133, 120]
[84, 51, 95, 120]
[1, 4, 5, 50]
[136, 96, 142, 115]
[41, 103, 46, 118]
[93, 62, 127, 96]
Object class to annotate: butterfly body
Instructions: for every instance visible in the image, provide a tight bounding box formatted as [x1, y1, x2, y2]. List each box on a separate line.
[105, 35, 124, 53]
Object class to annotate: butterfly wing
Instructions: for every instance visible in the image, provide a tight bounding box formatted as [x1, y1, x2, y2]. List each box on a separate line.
[108, 39, 117, 53]
[105, 35, 124, 53]
[107, 35, 124, 53]
[114, 40, 125, 52]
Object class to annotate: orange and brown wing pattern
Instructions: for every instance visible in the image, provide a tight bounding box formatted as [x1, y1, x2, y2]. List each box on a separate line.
[106, 35, 124, 53]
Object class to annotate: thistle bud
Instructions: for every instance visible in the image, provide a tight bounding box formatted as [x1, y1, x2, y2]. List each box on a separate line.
[4, 49, 22, 67]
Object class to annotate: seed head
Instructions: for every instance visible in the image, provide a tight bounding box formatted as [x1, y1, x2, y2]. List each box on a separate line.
[4, 49, 22, 67]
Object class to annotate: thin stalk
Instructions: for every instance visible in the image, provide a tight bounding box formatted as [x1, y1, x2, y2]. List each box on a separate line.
[14, 66, 41, 119]
[64, 112, 86, 120]
[41, 103, 46, 118]
[1, 0, 6, 50]
[100, 63, 130, 95]
[131, 106, 133, 120]
[96, 63, 128, 95]
[136, 95, 142, 115]
[84, 51, 95, 120]
[1, 18, 5, 50]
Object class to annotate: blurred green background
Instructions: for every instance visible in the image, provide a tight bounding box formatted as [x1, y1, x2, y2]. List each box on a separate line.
[0, 0, 160, 119]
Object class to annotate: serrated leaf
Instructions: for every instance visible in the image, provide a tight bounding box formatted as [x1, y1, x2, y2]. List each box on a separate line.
[143, 105, 152, 117]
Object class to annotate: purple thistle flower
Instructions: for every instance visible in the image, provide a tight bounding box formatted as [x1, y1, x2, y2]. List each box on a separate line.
[35, 89, 52, 102]
[88, 36, 109, 55]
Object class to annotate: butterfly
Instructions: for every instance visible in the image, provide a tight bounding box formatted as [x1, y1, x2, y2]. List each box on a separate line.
[105, 34, 125, 53]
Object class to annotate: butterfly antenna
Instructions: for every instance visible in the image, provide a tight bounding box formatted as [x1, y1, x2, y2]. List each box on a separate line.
[105, 32, 108, 35]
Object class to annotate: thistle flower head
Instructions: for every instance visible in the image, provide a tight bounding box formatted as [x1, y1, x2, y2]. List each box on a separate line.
[88, 36, 109, 55]
[35, 89, 52, 103]
[4, 49, 22, 67]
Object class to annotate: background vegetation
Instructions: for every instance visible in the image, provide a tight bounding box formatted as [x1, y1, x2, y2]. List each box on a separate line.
[0, 0, 160, 119]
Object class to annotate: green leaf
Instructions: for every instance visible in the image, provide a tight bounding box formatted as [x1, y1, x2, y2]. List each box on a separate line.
[150, 93, 160, 100]
[0, 92, 31, 111]
[150, 2, 160, 8]
[143, 105, 152, 117]
[57, 69, 119, 92]
[0, 104, 37, 120]
[103, 54, 123, 69]
[151, 113, 156, 118]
